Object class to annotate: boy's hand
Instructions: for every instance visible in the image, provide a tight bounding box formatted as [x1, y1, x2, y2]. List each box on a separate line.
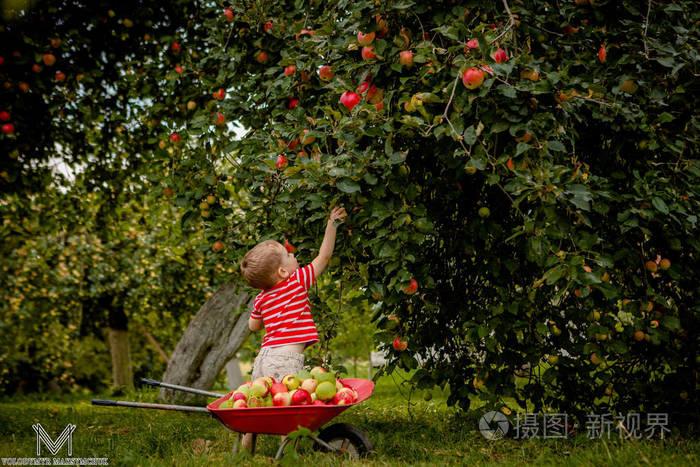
[329, 206, 347, 226]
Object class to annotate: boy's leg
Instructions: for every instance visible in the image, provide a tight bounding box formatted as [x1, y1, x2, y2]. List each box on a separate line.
[241, 433, 253, 451]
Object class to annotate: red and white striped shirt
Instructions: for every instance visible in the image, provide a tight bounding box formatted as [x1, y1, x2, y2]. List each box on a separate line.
[250, 263, 319, 348]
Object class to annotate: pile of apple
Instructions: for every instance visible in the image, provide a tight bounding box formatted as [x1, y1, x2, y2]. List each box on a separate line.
[219, 367, 358, 409]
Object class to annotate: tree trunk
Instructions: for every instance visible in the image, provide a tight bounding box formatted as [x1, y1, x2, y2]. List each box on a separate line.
[108, 329, 133, 391]
[158, 282, 252, 404]
[106, 296, 133, 392]
[226, 359, 244, 389]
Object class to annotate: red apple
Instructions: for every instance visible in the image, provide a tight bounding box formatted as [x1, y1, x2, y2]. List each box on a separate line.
[399, 50, 414, 68]
[403, 278, 419, 295]
[287, 139, 300, 150]
[465, 38, 479, 50]
[255, 50, 269, 63]
[332, 391, 354, 406]
[0, 111, 10, 121]
[263, 21, 273, 33]
[393, 336, 408, 351]
[337, 387, 355, 401]
[361, 46, 377, 60]
[318, 65, 334, 81]
[18, 82, 30, 93]
[215, 112, 225, 126]
[174, 65, 184, 74]
[598, 44, 606, 63]
[171, 41, 181, 54]
[223, 7, 234, 22]
[339, 91, 361, 111]
[357, 31, 375, 46]
[55, 71, 66, 82]
[276, 154, 288, 169]
[287, 97, 299, 109]
[0, 56, 4, 65]
[42, 53, 56, 66]
[273, 392, 291, 406]
[356, 81, 370, 95]
[312, 400, 327, 406]
[232, 391, 248, 402]
[32, 64, 42, 73]
[284, 65, 296, 76]
[492, 48, 508, 63]
[169, 132, 181, 143]
[212, 241, 225, 252]
[291, 388, 312, 405]
[2, 123, 15, 135]
[375, 101, 384, 111]
[270, 382, 288, 397]
[232, 399, 247, 409]
[462, 67, 485, 89]
[284, 239, 296, 253]
[213, 88, 225, 100]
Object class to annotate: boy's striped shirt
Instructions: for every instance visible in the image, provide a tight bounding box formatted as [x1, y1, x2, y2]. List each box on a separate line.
[250, 263, 318, 348]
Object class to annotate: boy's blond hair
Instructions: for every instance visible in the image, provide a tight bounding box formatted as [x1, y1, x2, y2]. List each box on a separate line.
[240, 240, 284, 289]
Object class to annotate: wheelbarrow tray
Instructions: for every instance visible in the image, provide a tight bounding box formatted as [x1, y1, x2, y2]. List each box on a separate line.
[208, 378, 374, 435]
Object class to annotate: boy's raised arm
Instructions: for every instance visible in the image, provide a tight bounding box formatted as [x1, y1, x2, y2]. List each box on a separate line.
[311, 207, 347, 277]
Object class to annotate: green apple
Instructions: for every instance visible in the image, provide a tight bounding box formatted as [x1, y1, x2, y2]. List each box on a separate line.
[315, 381, 336, 401]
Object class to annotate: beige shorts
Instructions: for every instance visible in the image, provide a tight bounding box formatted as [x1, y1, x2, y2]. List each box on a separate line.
[251, 347, 304, 381]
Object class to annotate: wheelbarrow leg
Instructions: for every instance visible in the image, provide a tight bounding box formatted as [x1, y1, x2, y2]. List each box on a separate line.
[274, 436, 293, 460]
[251, 434, 257, 456]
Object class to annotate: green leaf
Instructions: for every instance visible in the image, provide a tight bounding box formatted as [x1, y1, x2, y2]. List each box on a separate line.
[652, 197, 669, 214]
[336, 178, 360, 193]
[547, 140, 566, 152]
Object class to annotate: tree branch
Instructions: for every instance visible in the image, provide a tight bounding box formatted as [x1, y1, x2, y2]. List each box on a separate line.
[490, 0, 516, 45]
[642, 0, 652, 59]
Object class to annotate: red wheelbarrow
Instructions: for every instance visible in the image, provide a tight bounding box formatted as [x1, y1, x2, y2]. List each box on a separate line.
[92, 377, 375, 460]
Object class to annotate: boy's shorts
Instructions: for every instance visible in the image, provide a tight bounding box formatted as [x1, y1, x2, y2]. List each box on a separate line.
[251, 346, 304, 382]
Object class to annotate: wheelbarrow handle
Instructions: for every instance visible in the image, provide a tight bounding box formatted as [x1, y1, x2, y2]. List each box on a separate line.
[140, 378, 225, 398]
[91, 399, 210, 414]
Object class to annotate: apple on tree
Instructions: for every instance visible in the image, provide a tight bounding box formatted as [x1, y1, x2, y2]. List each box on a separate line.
[339, 91, 361, 111]
[462, 67, 485, 90]
[223, 7, 234, 22]
[318, 65, 334, 81]
[357, 31, 375, 46]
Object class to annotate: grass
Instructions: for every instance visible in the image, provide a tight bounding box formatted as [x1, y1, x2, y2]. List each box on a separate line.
[0, 371, 698, 466]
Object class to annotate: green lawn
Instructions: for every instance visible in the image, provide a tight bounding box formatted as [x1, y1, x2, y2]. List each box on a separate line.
[0, 372, 698, 466]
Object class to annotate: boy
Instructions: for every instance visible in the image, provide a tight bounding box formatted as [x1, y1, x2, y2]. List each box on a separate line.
[239, 206, 347, 449]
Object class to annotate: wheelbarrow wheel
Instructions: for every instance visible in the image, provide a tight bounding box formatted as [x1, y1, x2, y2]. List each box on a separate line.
[313, 423, 373, 459]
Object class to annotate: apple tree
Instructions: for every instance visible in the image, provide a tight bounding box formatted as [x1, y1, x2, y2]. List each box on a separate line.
[155, 0, 700, 422]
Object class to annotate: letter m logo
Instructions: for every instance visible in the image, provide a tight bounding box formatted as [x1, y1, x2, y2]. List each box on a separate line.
[32, 423, 76, 456]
